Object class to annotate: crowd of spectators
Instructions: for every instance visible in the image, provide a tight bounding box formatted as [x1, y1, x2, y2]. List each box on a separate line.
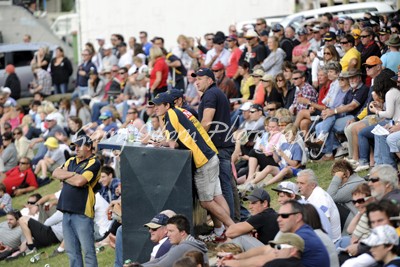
[1, 7, 400, 267]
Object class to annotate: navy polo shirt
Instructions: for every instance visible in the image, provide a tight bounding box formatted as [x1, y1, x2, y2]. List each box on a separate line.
[342, 83, 369, 116]
[198, 84, 234, 149]
[296, 224, 330, 267]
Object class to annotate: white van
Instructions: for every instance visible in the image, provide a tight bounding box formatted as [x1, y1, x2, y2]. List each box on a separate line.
[50, 13, 79, 45]
[280, 2, 394, 29]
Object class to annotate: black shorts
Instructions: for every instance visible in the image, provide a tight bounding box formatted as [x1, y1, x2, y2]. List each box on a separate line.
[28, 219, 59, 248]
[248, 149, 279, 170]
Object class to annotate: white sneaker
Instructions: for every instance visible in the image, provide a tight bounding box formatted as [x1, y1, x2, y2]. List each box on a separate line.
[335, 146, 348, 158]
[355, 164, 370, 172]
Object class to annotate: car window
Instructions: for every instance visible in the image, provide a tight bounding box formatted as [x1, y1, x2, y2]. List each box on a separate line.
[0, 53, 4, 70]
[12, 51, 35, 68]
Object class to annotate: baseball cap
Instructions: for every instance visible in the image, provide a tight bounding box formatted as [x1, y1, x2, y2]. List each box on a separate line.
[72, 134, 93, 147]
[239, 102, 252, 111]
[45, 113, 58, 121]
[250, 104, 263, 112]
[272, 181, 299, 195]
[144, 213, 170, 229]
[1, 87, 11, 95]
[269, 233, 305, 252]
[261, 74, 274, 82]
[148, 92, 174, 105]
[243, 188, 271, 203]
[312, 25, 321, 32]
[168, 88, 184, 100]
[297, 28, 308, 36]
[324, 31, 336, 41]
[361, 225, 399, 247]
[191, 68, 215, 81]
[260, 30, 270, 37]
[379, 27, 391, 35]
[211, 62, 225, 71]
[99, 110, 113, 120]
[103, 43, 113, 50]
[272, 24, 284, 32]
[363, 56, 382, 66]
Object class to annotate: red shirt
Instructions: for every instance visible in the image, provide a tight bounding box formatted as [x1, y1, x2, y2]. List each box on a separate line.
[3, 166, 38, 195]
[317, 81, 332, 106]
[226, 47, 242, 78]
[150, 57, 169, 89]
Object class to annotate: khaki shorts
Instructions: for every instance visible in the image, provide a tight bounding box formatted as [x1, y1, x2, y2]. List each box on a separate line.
[194, 155, 222, 201]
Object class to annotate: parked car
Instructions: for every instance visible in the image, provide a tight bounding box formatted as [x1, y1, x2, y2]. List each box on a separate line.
[0, 42, 75, 98]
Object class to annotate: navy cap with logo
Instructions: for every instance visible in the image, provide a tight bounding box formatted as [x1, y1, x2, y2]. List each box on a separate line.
[148, 92, 175, 105]
[72, 135, 93, 147]
[244, 188, 271, 203]
[324, 31, 336, 41]
[144, 213, 169, 229]
[191, 68, 215, 81]
[168, 88, 184, 100]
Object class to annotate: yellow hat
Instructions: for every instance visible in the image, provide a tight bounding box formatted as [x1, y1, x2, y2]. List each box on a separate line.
[44, 137, 59, 149]
[351, 29, 361, 39]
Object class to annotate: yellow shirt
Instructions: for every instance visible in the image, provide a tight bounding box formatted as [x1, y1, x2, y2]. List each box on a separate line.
[340, 47, 361, 71]
[240, 76, 255, 100]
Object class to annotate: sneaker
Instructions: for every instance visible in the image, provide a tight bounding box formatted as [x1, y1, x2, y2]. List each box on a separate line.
[49, 249, 64, 258]
[335, 146, 348, 158]
[345, 158, 358, 165]
[355, 164, 370, 172]
[198, 231, 227, 243]
[25, 247, 37, 256]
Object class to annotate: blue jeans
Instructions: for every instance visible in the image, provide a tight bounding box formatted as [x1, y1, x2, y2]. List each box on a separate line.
[375, 135, 397, 169]
[217, 147, 235, 219]
[31, 143, 47, 165]
[54, 83, 68, 94]
[114, 225, 123, 267]
[79, 86, 89, 97]
[316, 115, 352, 154]
[63, 213, 97, 267]
[358, 124, 376, 164]
[387, 131, 400, 153]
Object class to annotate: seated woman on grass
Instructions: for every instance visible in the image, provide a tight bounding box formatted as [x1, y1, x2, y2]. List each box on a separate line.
[252, 124, 304, 187]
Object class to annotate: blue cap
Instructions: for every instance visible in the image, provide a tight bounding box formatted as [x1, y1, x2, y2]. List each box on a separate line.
[191, 68, 215, 81]
[149, 92, 175, 105]
[72, 135, 93, 147]
[99, 110, 113, 120]
[168, 89, 184, 100]
[144, 213, 170, 229]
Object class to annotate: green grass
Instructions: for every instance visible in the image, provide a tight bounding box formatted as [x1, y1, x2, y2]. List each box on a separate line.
[0, 161, 368, 266]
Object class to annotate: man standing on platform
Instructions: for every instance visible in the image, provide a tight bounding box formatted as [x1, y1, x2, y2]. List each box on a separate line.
[53, 135, 101, 267]
[193, 68, 237, 232]
[150, 92, 234, 235]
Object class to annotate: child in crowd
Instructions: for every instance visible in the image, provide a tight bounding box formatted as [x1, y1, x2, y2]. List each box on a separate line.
[0, 183, 12, 216]
[253, 124, 304, 186]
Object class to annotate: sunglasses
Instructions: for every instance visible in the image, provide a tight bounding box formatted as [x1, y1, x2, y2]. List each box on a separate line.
[340, 41, 349, 44]
[360, 35, 370, 38]
[148, 227, 160, 231]
[367, 177, 380, 183]
[292, 77, 302, 80]
[212, 69, 222, 72]
[276, 79, 284, 82]
[13, 132, 21, 136]
[246, 37, 254, 41]
[267, 108, 276, 111]
[271, 244, 294, 250]
[19, 161, 29, 165]
[365, 65, 377, 69]
[27, 201, 36, 205]
[324, 52, 331, 55]
[352, 196, 371, 205]
[278, 212, 299, 219]
[249, 110, 258, 113]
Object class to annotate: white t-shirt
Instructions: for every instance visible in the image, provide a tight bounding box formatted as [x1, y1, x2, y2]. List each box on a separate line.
[94, 193, 112, 236]
[307, 186, 341, 243]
